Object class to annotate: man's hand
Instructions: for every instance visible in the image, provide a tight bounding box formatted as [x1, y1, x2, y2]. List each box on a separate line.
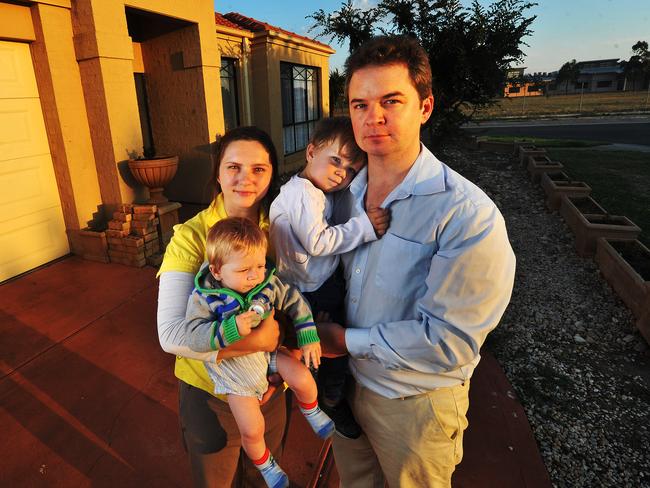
[367, 206, 390, 237]
[235, 310, 261, 336]
[301, 342, 322, 369]
[316, 322, 348, 357]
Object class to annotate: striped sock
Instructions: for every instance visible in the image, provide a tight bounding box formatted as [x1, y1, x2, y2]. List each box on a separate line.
[253, 449, 288, 488]
[299, 400, 335, 439]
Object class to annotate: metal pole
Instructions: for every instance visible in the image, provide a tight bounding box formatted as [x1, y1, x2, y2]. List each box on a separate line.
[579, 83, 584, 112]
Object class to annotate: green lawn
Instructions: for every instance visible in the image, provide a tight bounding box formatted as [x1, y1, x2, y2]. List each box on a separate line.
[545, 148, 650, 247]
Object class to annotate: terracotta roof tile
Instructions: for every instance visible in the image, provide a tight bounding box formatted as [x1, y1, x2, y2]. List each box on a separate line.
[222, 12, 331, 49]
[214, 12, 247, 31]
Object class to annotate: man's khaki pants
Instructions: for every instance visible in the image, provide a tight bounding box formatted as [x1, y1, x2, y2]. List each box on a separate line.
[332, 380, 470, 488]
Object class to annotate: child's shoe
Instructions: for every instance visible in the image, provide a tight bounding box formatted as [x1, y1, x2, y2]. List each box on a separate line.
[299, 400, 335, 439]
[255, 451, 289, 488]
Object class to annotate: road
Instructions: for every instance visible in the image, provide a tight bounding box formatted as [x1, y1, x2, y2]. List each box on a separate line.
[463, 116, 650, 146]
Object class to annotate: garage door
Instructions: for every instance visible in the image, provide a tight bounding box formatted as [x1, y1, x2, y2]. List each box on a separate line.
[0, 40, 69, 282]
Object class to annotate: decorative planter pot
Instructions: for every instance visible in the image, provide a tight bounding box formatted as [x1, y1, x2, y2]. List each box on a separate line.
[526, 155, 564, 184]
[128, 156, 179, 203]
[560, 196, 641, 257]
[476, 139, 514, 154]
[596, 238, 650, 321]
[541, 172, 591, 211]
[518, 145, 547, 166]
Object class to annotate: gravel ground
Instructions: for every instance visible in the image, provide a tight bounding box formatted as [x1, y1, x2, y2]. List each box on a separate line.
[439, 144, 650, 488]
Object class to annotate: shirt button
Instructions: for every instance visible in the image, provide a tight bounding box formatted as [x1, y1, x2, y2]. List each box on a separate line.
[355, 268, 361, 274]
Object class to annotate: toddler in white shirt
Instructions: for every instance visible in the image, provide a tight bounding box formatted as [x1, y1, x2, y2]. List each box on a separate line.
[270, 117, 389, 439]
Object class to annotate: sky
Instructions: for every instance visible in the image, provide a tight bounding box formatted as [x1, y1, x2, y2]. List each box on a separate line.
[214, 0, 650, 74]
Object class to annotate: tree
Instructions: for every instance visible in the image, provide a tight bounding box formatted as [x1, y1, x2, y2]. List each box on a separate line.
[309, 0, 537, 144]
[556, 59, 580, 95]
[329, 68, 347, 113]
[621, 41, 649, 91]
[308, 1, 383, 52]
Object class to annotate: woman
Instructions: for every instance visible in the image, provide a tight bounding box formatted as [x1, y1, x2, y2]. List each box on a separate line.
[157, 126, 284, 487]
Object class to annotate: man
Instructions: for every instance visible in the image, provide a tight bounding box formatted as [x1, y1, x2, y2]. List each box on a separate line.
[317, 35, 516, 487]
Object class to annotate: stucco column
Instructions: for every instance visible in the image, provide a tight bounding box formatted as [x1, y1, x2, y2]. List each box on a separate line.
[71, 0, 142, 212]
[30, 2, 103, 230]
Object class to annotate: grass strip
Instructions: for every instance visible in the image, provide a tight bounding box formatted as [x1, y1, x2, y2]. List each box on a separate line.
[546, 149, 650, 247]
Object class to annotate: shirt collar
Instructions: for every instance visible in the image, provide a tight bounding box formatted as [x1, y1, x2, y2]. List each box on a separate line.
[349, 143, 446, 204]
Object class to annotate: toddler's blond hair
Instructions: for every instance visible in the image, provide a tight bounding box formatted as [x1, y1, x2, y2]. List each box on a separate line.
[206, 217, 267, 269]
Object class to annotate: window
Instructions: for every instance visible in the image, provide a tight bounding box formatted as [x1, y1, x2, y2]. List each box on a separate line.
[508, 86, 521, 94]
[134, 73, 154, 157]
[220, 58, 239, 132]
[597, 80, 612, 88]
[281, 63, 320, 155]
[575, 82, 589, 90]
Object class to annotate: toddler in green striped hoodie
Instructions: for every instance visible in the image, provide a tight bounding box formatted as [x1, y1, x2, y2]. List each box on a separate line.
[183, 217, 333, 488]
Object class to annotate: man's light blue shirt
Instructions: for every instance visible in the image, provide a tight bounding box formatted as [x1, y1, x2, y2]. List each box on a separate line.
[334, 144, 516, 399]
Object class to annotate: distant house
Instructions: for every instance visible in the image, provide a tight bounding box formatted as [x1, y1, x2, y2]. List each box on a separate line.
[547, 59, 624, 94]
[0, 0, 333, 282]
[503, 67, 547, 98]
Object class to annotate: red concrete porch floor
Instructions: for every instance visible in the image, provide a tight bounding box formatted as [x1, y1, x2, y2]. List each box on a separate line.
[0, 257, 551, 487]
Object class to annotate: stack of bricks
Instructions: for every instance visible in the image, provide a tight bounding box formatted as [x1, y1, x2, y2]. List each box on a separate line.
[105, 204, 161, 267]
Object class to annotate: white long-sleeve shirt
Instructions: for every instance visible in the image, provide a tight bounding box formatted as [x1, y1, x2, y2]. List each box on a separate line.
[269, 174, 377, 292]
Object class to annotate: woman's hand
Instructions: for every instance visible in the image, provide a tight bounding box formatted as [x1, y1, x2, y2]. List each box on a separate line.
[259, 384, 278, 406]
[252, 309, 281, 351]
[218, 309, 280, 360]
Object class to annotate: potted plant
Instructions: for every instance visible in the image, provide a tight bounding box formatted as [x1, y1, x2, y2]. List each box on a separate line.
[541, 172, 591, 211]
[560, 195, 641, 257]
[128, 148, 179, 203]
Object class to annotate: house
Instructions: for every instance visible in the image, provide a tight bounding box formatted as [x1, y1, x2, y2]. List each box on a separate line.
[214, 12, 334, 173]
[0, 1, 334, 282]
[503, 67, 546, 98]
[547, 59, 625, 94]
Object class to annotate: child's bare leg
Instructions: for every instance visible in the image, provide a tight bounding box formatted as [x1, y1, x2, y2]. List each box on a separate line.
[277, 349, 334, 439]
[227, 394, 266, 460]
[228, 393, 289, 487]
[276, 349, 317, 403]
